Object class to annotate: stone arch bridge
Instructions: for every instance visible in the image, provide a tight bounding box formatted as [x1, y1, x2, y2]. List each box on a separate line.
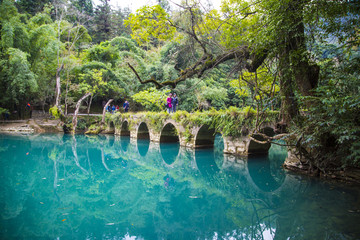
[105, 111, 278, 156]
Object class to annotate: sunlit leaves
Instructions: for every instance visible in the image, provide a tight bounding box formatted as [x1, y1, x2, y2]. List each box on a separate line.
[132, 87, 170, 111]
[219, 0, 262, 49]
[124, 5, 177, 45]
[78, 68, 107, 94]
[230, 66, 279, 101]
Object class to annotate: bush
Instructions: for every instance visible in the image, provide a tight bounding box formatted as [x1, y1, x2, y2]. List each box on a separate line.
[49, 106, 61, 119]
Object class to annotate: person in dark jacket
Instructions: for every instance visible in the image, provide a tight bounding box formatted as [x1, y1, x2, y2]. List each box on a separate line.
[123, 100, 129, 112]
[171, 93, 179, 112]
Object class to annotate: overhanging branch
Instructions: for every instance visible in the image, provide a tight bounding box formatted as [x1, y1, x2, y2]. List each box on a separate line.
[127, 47, 267, 89]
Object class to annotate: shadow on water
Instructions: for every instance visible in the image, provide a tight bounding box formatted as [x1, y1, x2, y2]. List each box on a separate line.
[160, 142, 180, 165]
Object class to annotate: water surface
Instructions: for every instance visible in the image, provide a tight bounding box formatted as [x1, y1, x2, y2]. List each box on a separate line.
[0, 134, 359, 239]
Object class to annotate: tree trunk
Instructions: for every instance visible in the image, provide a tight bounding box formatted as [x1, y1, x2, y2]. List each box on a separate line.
[286, 1, 319, 97]
[278, 48, 299, 123]
[72, 92, 92, 133]
[277, 0, 319, 123]
[64, 70, 70, 116]
[87, 94, 93, 115]
[286, 0, 319, 97]
[101, 99, 113, 124]
[55, 64, 64, 109]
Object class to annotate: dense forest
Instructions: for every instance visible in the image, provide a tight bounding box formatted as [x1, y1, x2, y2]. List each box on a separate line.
[0, 0, 359, 173]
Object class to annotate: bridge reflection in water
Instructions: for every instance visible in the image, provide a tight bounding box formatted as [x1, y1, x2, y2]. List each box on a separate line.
[0, 134, 359, 240]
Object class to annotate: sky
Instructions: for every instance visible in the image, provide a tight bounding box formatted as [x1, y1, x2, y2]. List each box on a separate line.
[94, 0, 223, 12]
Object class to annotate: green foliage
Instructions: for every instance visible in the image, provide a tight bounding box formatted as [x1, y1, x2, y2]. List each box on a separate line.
[0, 0, 357, 175]
[182, 128, 193, 143]
[49, 105, 61, 119]
[0, 48, 37, 105]
[170, 107, 264, 137]
[110, 36, 146, 57]
[78, 68, 107, 95]
[124, 5, 177, 45]
[16, 0, 51, 15]
[85, 124, 103, 134]
[85, 41, 120, 66]
[132, 87, 170, 111]
[107, 112, 123, 127]
[298, 50, 360, 168]
[105, 107, 276, 139]
[171, 110, 190, 122]
[142, 111, 168, 132]
[0, 108, 10, 116]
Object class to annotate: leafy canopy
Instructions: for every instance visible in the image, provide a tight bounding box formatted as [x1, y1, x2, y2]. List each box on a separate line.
[124, 5, 177, 45]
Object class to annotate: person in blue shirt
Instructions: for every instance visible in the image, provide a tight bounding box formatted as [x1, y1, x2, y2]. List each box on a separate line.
[123, 100, 129, 112]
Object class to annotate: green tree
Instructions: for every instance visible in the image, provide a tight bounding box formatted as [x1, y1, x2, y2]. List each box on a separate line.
[71, 68, 108, 132]
[53, 0, 92, 114]
[92, 0, 112, 43]
[15, 0, 51, 15]
[132, 87, 170, 111]
[71, 0, 94, 16]
[0, 0, 37, 117]
[109, 6, 131, 38]
[0, 48, 37, 113]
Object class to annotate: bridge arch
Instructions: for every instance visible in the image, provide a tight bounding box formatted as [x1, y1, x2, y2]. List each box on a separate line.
[136, 122, 150, 157]
[159, 122, 180, 165]
[137, 122, 150, 140]
[160, 122, 179, 143]
[120, 120, 130, 136]
[108, 121, 115, 134]
[248, 126, 275, 155]
[194, 125, 216, 148]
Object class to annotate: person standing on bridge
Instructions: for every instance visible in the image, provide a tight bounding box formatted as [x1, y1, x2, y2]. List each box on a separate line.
[171, 93, 178, 113]
[166, 93, 172, 113]
[123, 100, 129, 112]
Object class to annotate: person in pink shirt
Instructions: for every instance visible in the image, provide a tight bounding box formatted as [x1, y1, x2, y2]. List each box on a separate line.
[166, 93, 173, 113]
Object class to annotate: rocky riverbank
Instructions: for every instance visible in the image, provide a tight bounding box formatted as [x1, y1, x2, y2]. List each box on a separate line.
[284, 151, 360, 184]
[0, 119, 63, 133]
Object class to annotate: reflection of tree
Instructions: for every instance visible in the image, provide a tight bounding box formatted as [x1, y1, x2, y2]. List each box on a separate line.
[101, 147, 112, 172]
[71, 135, 89, 174]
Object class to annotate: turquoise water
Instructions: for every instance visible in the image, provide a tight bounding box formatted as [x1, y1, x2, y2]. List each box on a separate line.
[0, 133, 359, 240]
